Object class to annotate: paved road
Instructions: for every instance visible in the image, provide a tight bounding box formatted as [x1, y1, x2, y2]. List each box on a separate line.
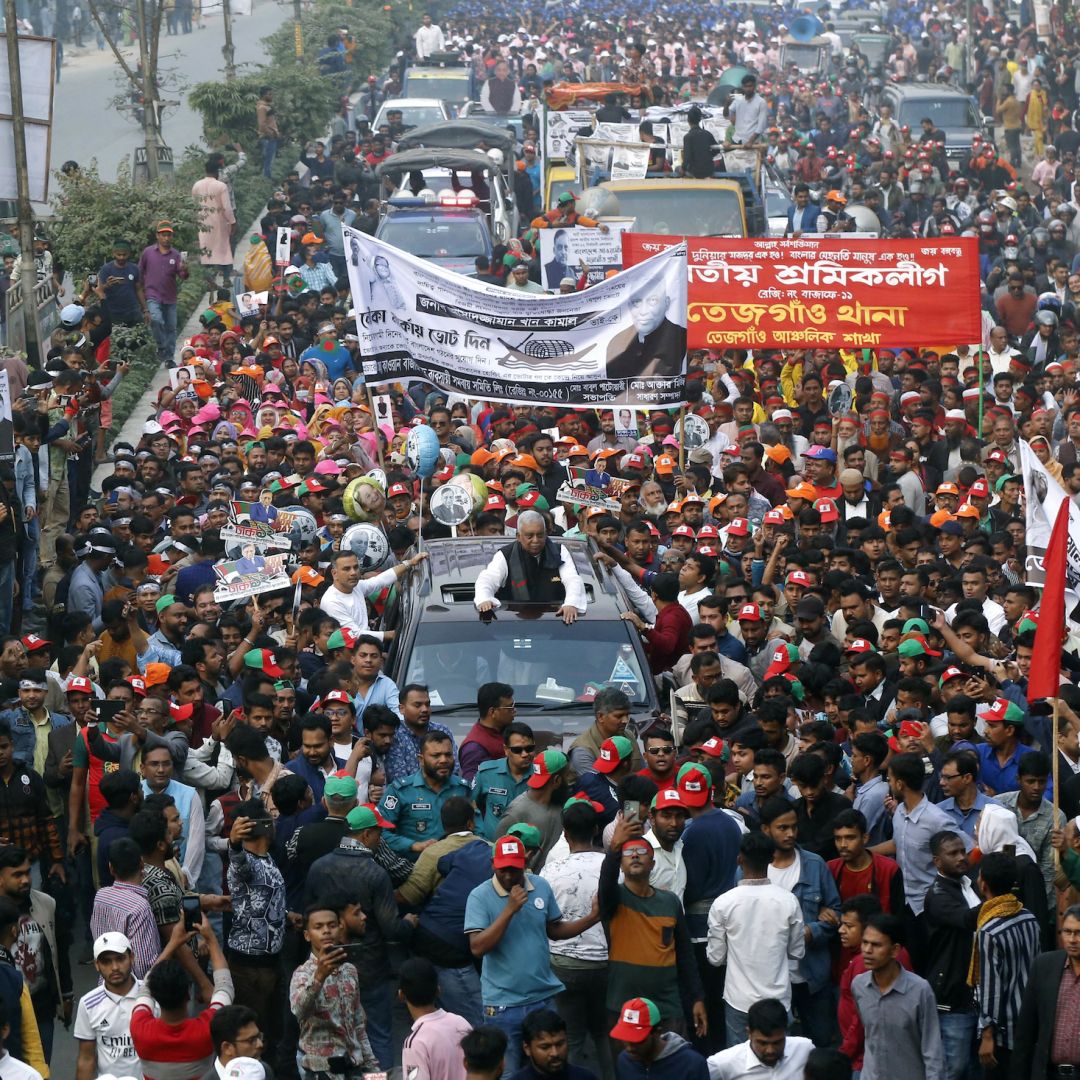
[48, 0, 294, 189]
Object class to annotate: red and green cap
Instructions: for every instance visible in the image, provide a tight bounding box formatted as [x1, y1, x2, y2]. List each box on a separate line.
[1016, 611, 1039, 635]
[902, 617, 930, 636]
[769, 642, 800, 671]
[676, 762, 712, 807]
[243, 648, 285, 678]
[690, 737, 728, 761]
[595, 735, 634, 774]
[325, 772, 358, 798]
[506, 823, 542, 849]
[939, 666, 967, 687]
[610, 998, 662, 1043]
[983, 698, 1025, 727]
[897, 638, 928, 659]
[325, 628, 360, 652]
[527, 749, 568, 788]
[347, 803, 393, 830]
[563, 792, 605, 814]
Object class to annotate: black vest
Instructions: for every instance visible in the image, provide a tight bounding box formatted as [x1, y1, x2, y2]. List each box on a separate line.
[496, 541, 566, 605]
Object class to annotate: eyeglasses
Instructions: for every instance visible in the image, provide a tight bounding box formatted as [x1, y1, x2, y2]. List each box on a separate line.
[497, 703, 517, 711]
[324, 708, 352, 719]
[234, 1033, 265, 1045]
[938, 772, 961, 781]
[646, 746, 675, 755]
[507, 745, 536, 754]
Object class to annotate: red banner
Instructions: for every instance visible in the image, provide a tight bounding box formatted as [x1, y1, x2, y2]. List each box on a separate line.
[621, 235, 982, 350]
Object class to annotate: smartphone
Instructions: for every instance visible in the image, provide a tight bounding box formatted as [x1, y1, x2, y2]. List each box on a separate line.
[247, 819, 273, 838]
[182, 895, 202, 931]
[95, 700, 125, 725]
[340, 943, 365, 964]
[623, 799, 642, 824]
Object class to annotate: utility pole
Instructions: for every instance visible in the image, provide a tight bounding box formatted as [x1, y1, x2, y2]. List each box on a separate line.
[293, 0, 303, 57]
[134, 0, 159, 180]
[2, 1, 41, 366]
[222, 0, 236, 79]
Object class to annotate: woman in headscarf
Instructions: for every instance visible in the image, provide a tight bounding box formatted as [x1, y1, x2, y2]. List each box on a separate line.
[1029, 435, 1066, 489]
[975, 802, 1052, 944]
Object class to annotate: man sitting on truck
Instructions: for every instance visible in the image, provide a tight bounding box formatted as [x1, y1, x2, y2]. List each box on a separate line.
[531, 192, 607, 231]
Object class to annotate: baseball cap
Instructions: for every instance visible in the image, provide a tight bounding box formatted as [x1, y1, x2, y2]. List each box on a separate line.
[155, 594, 180, 614]
[939, 666, 967, 687]
[727, 517, 750, 537]
[690, 737, 728, 760]
[143, 663, 171, 689]
[785, 482, 816, 501]
[346, 804, 394, 830]
[325, 628, 360, 652]
[292, 565, 325, 587]
[795, 596, 825, 619]
[595, 735, 634, 774]
[493, 835, 528, 868]
[506, 823, 542, 848]
[528, 749, 568, 788]
[650, 788, 686, 812]
[243, 648, 285, 677]
[968, 478, 990, 498]
[324, 773, 359, 798]
[736, 602, 762, 622]
[655, 454, 676, 475]
[676, 762, 712, 807]
[898, 720, 924, 738]
[983, 698, 1025, 726]
[814, 498, 839, 523]
[803, 445, 837, 462]
[222, 1060, 266, 1080]
[769, 643, 800, 671]
[897, 638, 928, 658]
[93, 933, 131, 959]
[611, 998, 662, 1043]
[845, 638, 876, 654]
[672, 524, 696, 539]
[564, 793, 605, 814]
[21, 635, 50, 652]
[169, 702, 194, 724]
[66, 676, 93, 695]
[787, 570, 812, 588]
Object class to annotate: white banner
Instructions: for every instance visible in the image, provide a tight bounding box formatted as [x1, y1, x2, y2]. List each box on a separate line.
[545, 110, 593, 161]
[538, 222, 632, 289]
[1020, 437, 1080, 596]
[344, 225, 687, 408]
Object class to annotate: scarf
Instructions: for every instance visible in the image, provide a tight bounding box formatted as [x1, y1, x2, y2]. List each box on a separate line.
[967, 892, 1023, 986]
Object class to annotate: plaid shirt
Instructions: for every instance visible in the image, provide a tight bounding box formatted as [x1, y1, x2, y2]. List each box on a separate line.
[0, 767, 62, 863]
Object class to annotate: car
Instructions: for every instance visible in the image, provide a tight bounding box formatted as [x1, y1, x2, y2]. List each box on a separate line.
[402, 64, 474, 114]
[383, 536, 662, 747]
[879, 83, 990, 165]
[764, 180, 792, 237]
[372, 97, 454, 132]
[459, 102, 530, 145]
[374, 198, 494, 277]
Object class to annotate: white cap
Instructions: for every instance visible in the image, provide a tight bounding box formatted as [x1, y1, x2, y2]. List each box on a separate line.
[93, 932, 131, 959]
[944, 409, 967, 420]
[223, 1060, 266, 1079]
[771, 408, 793, 420]
[142, 420, 163, 436]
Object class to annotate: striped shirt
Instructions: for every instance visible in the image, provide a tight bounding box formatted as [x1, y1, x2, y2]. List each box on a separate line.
[976, 907, 1040, 1047]
[90, 882, 160, 979]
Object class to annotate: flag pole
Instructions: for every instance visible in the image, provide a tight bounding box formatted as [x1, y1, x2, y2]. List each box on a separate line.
[977, 348, 985, 437]
[1054, 694, 1061, 867]
[364, 383, 386, 471]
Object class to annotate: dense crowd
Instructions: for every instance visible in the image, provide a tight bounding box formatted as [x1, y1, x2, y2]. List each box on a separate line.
[6, 0, 1080, 1079]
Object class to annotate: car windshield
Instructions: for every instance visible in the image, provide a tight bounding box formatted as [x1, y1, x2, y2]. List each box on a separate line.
[377, 105, 448, 128]
[783, 43, 828, 71]
[854, 35, 891, 64]
[602, 187, 745, 236]
[897, 98, 979, 129]
[404, 618, 651, 708]
[405, 75, 471, 103]
[378, 216, 487, 257]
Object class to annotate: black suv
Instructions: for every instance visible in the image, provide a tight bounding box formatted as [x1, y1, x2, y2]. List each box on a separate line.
[383, 537, 662, 746]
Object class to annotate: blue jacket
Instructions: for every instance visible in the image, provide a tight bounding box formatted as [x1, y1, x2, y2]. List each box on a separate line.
[734, 845, 839, 992]
[785, 202, 822, 235]
[615, 1033, 709, 1080]
[0, 708, 71, 770]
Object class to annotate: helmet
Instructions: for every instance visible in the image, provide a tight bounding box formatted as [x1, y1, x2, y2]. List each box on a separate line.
[1038, 292, 1063, 314]
[1035, 309, 1059, 327]
[486, 148, 504, 167]
[1032, 227, 1050, 246]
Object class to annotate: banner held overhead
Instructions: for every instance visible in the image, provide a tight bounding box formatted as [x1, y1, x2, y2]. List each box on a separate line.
[344, 226, 688, 408]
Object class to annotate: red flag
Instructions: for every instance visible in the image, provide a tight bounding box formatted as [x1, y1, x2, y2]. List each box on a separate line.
[1028, 498, 1071, 703]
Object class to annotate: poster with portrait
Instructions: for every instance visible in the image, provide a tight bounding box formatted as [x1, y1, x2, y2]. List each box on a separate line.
[274, 227, 291, 267]
[212, 550, 291, 603]
[614, 407, 638, 440]
[371, 394, 393, 428]
[345, 226, 688, 408]
[220, 499, 296, 554]
[169, 365, 200, 391]
[234, 289, 267, 319]
[0, 370, 11, 464]
[538, 222, 633, 289]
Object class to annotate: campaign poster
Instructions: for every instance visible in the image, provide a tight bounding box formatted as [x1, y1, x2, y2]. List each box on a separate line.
[538, 222, 633, 289]
[212, 550, 291, 603]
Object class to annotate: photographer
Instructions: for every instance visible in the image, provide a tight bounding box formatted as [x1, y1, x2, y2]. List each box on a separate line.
[227, 801, 286, 1066]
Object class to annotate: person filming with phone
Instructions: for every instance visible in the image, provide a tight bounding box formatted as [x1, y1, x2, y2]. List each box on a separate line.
[227, 802, 286, 1068]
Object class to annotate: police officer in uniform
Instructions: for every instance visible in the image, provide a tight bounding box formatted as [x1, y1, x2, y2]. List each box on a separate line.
[378, 730, 471, 860]
[472, 723, 537, 839]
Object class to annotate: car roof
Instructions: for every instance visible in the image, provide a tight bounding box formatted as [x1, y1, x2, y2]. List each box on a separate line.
[379, 205, 487, 222]
[884, 84, 971, 99]
[412, 536, 628, 621]
[380, 97, 447, 108]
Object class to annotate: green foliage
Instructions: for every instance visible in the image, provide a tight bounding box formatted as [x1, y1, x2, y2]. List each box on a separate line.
[48, 163, 205, 277]
[188, 80, 262, 149]
[261, 0, 402, 76]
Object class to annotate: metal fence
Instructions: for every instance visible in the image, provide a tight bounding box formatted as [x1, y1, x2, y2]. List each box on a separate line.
[2, 277, 59, 351]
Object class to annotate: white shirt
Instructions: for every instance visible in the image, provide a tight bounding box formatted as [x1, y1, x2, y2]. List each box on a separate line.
[706, 880, 805, 1011]
[473, 543, 587, 614]
[945, 596, 1008, 637]
[414, 22, 445, 57]
[320, 565, 399, 636]
[678, 587, 710, 624]
[0, 1054, 43, 1080]
[541, 850, 608, 962]
[647, 831, 686, 900]
[707, 1036, 814, 1080]
[74, 978, 145, 1078]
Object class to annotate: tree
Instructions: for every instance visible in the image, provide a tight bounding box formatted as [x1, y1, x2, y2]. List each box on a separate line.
[49, 163, 204, 276]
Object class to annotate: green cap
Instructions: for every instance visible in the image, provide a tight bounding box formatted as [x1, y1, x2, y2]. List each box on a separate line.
[347, 805, 392, 830]
[902, 618, 930, 636]
[995, 473, 1019, 492]
[506, 823, 542, 849]
[787, 677, 805, 702]
[155, 594, 178, 614]
[325, 774, 358, 798]
[897, 638, 928, 658]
